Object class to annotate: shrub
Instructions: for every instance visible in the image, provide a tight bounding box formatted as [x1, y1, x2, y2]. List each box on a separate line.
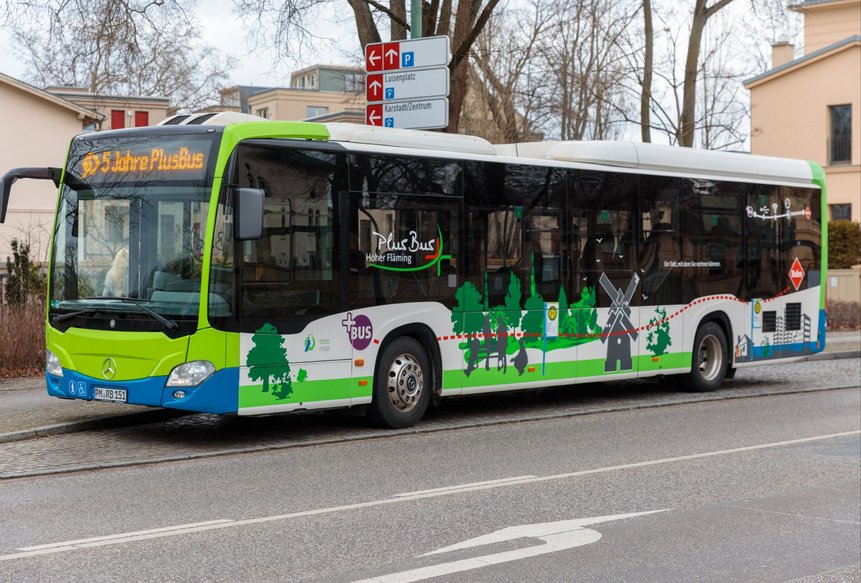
[828, 221, 861, 269]
[5, 239, 46, 305]
[0, 297, 45, 376]
[826, 299, 861, 330]
[1, 239, 46, 376]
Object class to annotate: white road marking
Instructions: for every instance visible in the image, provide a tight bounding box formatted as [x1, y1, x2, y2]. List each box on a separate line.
[2, 430, 858, 563]
[351, 511, 670, 583]
[394, 475, 537, 497]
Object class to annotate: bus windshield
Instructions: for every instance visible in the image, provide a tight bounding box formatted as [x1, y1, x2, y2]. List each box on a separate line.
[48, 133, 220, 332]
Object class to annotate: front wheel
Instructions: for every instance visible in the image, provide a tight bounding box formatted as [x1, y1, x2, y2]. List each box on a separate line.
[685, 322, 728, 392]
[368, 337, 431, 429]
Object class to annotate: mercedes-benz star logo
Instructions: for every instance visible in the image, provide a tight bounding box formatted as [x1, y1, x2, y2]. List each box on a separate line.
[102, 358, 117, 380]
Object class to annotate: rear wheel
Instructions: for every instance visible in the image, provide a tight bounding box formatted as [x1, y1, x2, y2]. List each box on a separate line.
[368, 337, 431, 428]
[685, 322, 727, 392]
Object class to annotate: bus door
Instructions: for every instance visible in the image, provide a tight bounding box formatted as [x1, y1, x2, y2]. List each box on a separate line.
[571, 170, 640, 380]
[638, 176, 684, 375]
[461, 163, 566, 389]
[232, 144, 353, 409]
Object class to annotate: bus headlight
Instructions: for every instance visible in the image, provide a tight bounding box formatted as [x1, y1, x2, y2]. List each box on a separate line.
[166, 361, 215, 387]
[46, 350, 63, 377]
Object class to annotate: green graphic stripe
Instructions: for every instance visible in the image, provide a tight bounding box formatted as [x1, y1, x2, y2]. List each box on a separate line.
[442, 352, 692, 389]
[239, 376, 371, 408]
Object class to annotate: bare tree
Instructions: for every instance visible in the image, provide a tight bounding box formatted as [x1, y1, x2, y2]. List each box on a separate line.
[233, 0, 501, 133]
[465, 2, 552, 142]
[3, 0, 234, 113]
[533, 0, 634, 141]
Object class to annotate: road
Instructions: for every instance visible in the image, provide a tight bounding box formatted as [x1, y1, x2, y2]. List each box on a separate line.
[0, 360, 859, 582]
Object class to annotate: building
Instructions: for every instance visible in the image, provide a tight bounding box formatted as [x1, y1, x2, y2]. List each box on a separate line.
[0, 72, 102, 265]
[744, 0, 861, 222]
[45, 87, 170, 130]
[213, 85, 274, 114]
[247, 65, 365, 122]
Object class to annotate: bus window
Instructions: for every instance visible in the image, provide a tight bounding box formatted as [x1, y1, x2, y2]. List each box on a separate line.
[571, 170, 637, 307]
[230, 145, 344, 333]
[679, 180, 744, 301]
[639, 176, 682, 306]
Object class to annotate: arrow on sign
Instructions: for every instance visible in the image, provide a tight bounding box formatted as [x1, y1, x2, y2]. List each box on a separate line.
[367, 75, 382, 101]
[366, 104, 383, 126]
[385, 48, 399, 66]
[351, 510, 670, 583]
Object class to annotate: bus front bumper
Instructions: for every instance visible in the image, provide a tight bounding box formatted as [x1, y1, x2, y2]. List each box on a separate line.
[46, 368, 239, 414]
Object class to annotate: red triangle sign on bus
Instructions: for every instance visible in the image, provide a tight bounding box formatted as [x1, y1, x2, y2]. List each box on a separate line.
[789, 257, 805, 291]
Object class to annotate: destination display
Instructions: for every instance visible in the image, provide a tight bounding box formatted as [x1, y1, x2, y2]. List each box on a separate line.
[68, 136, 216, 183]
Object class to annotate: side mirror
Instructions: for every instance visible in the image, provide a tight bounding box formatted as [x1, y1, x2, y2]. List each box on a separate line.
[234, 187, 264, 241]
[0, 167, 61, 223]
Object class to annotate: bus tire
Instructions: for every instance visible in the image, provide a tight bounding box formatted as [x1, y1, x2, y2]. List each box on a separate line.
[368, 337, 430, 429]
[685, 322, 727, 392]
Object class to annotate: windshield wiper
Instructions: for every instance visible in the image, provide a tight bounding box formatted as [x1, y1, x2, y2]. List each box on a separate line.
[55, 297, 180, 332]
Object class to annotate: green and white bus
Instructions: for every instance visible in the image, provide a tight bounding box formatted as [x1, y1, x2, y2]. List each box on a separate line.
[0, 114, 827, 428]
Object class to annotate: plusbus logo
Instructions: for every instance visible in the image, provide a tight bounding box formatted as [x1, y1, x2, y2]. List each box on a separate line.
[365, 225, 451, 273]
[341, 312, 373, 351]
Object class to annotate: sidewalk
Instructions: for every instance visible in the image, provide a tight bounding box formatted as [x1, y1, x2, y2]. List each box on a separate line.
[1, 331, 858, 444]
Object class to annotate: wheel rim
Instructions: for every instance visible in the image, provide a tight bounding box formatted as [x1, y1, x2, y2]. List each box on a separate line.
[386, 353, 424, 412]
[697, 334, 723, 381]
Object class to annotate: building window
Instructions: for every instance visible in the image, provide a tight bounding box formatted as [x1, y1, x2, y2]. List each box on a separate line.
[344, 72, 364, 92]
[256, 107, 269, 119]
[830, 203, 852, 221]
[134, 111, 149, 127]
[306, 106, 328, 118]
[111, 110, 125, 129]
[829, 104, 851, 164]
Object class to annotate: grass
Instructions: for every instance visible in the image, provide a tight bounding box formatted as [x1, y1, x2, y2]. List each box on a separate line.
[0, 298, 45, 377]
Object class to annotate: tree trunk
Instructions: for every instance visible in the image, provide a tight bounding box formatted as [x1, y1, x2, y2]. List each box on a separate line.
[678, 0, 735, 147]
[641, 0, 652, 143]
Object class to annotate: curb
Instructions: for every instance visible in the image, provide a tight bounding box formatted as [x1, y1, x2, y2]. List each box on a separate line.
[0, 409, 188, 445]
[0, 350, 858, 446]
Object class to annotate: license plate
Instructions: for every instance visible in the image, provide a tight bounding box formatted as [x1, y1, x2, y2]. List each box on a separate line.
[94, 387, 127, 403]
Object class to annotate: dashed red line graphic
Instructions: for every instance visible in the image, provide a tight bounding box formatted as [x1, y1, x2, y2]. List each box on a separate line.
[430, 287, 793, 343]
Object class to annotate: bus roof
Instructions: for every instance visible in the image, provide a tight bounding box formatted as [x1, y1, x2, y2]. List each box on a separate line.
[494, 140, 814, 186]
[154, 117, 815, 187]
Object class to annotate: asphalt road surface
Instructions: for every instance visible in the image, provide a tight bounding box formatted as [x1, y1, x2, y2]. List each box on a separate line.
[0, 362, 859, 582]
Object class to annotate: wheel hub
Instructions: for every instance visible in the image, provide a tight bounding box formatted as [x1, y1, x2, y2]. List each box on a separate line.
[387, 353, 424, 412]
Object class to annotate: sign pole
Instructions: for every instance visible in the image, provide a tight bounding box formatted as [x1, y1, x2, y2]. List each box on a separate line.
[411, 0, 422, 38]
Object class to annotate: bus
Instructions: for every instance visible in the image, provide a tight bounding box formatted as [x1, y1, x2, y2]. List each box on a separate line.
[0, 114, 827, 428]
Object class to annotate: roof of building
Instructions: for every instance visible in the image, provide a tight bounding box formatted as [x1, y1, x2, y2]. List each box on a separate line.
[47, 89, 169, 105]
[790, 0, 860, 12]
[0, 72, 102, 120]
[743, 34, 861, 87]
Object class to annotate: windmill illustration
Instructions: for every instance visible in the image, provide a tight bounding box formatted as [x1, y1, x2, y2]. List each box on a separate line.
[599, 272, 640, 372]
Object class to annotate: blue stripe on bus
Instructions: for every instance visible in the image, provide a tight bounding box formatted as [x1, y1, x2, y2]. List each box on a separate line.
[46, 367, 239, 414]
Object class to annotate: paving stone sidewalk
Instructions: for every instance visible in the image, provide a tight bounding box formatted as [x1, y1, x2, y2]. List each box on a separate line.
[0, 331, 858, 444]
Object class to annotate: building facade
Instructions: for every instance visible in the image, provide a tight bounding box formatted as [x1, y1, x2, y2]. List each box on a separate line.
[745, 0, 861, 222]
[46, 87, 170, 130]
[0, 73, 102, 265]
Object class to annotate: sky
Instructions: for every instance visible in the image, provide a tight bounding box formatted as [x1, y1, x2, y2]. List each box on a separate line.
[0, 0, 360, 88]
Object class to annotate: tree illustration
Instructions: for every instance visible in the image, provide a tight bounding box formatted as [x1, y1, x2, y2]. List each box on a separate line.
[502, 271, 523, 330]
[452, 281, 486, 336]
[246, 323, 293, 400]
[296, 369, 308, 383]
[521, 256, 546, 338]
[568, 286, 601, 339]
[646, 307, 672, 357]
